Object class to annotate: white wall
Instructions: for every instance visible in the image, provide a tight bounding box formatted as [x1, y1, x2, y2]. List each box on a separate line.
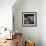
[13, 0, 41, 46]
[0, 0, 46, 46]
[0, 0, 16, 29]
[41, 0, 46, 46]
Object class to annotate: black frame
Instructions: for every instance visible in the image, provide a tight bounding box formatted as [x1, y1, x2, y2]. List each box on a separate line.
[22, 12, 37, 27]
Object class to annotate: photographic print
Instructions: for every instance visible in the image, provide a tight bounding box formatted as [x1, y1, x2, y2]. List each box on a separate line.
[22, 12, 37, 27]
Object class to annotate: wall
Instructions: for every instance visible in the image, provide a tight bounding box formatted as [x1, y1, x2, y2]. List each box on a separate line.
[0, 0, 46, 46]
[13, 0, 41, 46]
[0, 0, 16, 30]
[41, 0, 46, 46]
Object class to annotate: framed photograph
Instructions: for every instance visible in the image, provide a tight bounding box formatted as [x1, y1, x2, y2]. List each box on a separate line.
[22, 12, 37, 27]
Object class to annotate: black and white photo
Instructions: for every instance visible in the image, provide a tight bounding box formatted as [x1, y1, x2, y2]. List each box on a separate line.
[22, 12, 37, 27]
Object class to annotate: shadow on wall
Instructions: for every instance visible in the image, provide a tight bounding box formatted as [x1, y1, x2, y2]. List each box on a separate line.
[12, 0, 24, 11]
